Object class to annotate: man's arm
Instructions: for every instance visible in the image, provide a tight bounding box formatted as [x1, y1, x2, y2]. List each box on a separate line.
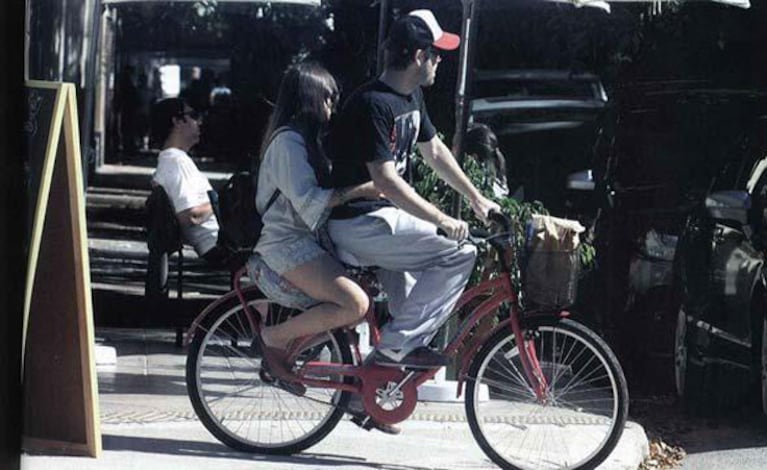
[176, 203, 214, 226]
[367, 160, 468, 240]
[417, 136, 500, 222]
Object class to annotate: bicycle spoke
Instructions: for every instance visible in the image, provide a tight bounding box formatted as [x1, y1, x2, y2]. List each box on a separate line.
[187, 297, 351, 453]
[203, 375, 260, 407]
[489, 359, 532, 396]
[495, 347, 537, 398]
[466, 321, 627, 470]
[198, 324, 260, 368]
[479, 375, 536, 401]
[556, 376, 613, 399]
[554, 355, 603, 399]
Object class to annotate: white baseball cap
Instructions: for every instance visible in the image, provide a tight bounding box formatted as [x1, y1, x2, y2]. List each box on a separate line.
[387, 9, 460, 52]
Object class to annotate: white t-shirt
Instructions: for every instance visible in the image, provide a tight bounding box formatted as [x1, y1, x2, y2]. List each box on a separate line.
[152, 147, 219, 256]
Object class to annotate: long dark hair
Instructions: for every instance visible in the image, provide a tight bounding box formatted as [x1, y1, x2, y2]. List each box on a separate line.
[259, 62, 339, 163]
[465, 123, 507, 186]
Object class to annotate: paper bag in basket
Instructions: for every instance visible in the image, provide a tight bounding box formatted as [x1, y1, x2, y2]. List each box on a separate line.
[525, 215, 585, 310]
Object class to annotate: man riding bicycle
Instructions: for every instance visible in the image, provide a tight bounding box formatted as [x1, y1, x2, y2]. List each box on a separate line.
[327, 9, 500, 370]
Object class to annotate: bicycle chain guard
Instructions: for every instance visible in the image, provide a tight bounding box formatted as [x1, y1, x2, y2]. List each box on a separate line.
[361, 366, 418, 425]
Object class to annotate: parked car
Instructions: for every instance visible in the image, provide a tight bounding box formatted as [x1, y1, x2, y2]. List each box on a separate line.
[570, 82, 767, 395]
[674, 188, 766, 414]
[616, 82, 767, 396]
[469, 69, 609, 213]
[674, 114, 767, 415]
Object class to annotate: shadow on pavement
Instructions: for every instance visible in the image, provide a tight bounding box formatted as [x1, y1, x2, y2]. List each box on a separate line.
[101, 336, 186, 356]
[632, 394, 767, 455]
[102, 434, 449, 470]
[93, 290, 215, 330]
[98, 372, 189, 396]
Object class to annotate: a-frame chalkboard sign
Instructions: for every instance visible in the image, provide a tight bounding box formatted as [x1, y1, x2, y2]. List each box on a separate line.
[22, 81, 101, 457]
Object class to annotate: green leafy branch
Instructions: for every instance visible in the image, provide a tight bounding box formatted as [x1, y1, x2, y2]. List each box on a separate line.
[411, 135, 596, 283]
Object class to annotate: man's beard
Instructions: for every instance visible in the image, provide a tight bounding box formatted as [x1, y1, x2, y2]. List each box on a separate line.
[421, 69, 436, 87]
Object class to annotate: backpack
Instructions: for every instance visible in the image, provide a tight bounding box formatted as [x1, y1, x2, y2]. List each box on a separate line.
[216, 126, 326, 251]
[216, 172, 278, 251]
[145, 185, 183, 255]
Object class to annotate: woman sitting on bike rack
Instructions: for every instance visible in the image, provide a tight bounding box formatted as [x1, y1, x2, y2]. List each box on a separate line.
[249, 62, 381, 391]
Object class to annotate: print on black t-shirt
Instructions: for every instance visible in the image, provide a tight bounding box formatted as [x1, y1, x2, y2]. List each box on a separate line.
[328, 80, 437, 219]
[391, 110, 421, 176]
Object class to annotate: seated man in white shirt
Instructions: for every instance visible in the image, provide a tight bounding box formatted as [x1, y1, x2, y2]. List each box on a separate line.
[149, 97, 231, 267]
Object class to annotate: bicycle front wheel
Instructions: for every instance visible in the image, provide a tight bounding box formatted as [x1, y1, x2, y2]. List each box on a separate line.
[465, 317, 628, 470]
[186, 291, 352, 455]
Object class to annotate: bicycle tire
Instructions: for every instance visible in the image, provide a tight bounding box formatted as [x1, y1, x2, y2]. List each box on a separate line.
[465, 317, 629, 470]
[760, 316, 767, 416]
[186, 290, 353, 454]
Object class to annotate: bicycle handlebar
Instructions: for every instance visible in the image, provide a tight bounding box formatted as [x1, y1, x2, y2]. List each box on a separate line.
[437, 210, 515, 248]
[487, 210, 512, 232]
[469, 227, 491, 239]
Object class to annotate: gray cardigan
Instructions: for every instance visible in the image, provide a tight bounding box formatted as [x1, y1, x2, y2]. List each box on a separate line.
[254, 130, 333, 258]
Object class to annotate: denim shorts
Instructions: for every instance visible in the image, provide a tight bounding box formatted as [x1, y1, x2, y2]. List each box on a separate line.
[259, 235, 327, 275]
[247, 254, 318, 310]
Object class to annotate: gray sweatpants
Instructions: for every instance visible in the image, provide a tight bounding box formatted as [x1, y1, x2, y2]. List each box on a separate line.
[327, 208, 477, 356]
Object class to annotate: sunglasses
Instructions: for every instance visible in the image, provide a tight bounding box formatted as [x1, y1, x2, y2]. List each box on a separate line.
[324, 90, 340, 111]
[179, 109, 201, 121]
[425, 47, 442, 62]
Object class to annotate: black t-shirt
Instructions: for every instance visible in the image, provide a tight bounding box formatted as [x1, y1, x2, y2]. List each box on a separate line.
[328, 79, 437, 218]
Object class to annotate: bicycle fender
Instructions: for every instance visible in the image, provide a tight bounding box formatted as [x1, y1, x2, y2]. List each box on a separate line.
[185, 286, 262, 346]
[456, 313, 569, 398]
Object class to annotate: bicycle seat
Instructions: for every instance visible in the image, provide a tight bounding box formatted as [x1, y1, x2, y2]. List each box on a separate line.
[334, 246, 380, 278]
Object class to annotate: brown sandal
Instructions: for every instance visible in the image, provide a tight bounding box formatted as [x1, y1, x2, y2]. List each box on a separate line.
[260, 344, 306, 397]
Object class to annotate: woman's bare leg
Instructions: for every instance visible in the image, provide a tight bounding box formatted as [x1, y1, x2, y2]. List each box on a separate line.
[260, 254, 368, 350]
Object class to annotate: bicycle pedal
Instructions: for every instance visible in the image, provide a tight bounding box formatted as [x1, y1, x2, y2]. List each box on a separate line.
[350, 415, 373, 431]
[273, 379, 306, 397]
[402, 365, 433, 371]
[259, 365, 306, 396]
[350, 413, 402, 435]
[259, 368, 276, 384]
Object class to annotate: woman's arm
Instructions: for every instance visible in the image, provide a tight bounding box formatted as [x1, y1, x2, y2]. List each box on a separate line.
[328, 181, 381, 208]
[265, 132, 339, 230]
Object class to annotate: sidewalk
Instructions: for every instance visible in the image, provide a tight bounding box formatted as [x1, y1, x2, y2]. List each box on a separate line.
[22, 328, 649, 470]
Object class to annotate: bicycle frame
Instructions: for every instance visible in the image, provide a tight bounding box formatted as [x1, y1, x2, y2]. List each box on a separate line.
[449, 276, 550, 401]
[185, 232, 629, 470]
[186, 244, 554, 416]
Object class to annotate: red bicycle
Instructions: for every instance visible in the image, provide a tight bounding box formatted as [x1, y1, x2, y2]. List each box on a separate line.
[185, 212, 628, 470]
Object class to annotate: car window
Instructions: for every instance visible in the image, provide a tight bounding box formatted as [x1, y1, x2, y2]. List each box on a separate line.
[473, 78, 599, 100]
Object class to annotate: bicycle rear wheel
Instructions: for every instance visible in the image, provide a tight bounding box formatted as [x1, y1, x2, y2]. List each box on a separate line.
[465, 317, 628, 470]
[186, 291, 352, 454]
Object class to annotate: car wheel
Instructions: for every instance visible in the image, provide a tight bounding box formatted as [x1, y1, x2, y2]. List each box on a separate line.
[675, 306, 688, 398]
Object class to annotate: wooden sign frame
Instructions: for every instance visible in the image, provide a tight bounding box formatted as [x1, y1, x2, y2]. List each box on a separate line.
[22, 81, 101, 457]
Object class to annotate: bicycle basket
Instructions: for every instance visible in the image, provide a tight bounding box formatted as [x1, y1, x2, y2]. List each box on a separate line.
[521, 215, 584, 311]
[522, 248, 580, 311]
